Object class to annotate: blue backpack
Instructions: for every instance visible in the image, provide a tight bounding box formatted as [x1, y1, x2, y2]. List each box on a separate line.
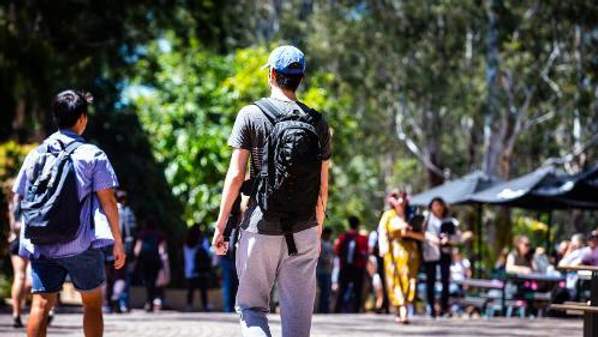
[20, 140, 87, 245]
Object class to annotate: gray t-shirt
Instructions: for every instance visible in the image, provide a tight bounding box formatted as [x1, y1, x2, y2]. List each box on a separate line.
[228, 97, 332, 235]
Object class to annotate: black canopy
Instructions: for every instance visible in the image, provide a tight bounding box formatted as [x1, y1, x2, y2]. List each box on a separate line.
[533, 163, 598, 209]
[410, 171, 502, 206]
[468, 164, 598, 210]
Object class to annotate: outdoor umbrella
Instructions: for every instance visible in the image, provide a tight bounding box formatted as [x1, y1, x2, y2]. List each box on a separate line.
[469, 164, 598, 210]
[532, 163, 598, 209]
[468, 164, 598, 257]
[410, 170, 502, 207]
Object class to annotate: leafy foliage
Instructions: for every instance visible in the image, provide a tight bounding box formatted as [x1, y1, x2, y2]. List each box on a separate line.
[128, 38, 363, 229]
[2, 0, 598, 256]
[0, 141, 37, 182]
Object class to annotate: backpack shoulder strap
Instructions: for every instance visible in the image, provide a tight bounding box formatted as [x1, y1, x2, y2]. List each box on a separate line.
[254, 98, 283, 125]
[64, 141, 85, 155]
[30, 144, 50, 183]
[296, 101, 322, 124]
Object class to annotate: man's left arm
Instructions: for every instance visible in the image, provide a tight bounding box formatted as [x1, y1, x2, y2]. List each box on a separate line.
[316, 160, 330, 235]
[316, 120, 332, 235]
[93, 150, 124, 269]
[97, 189, 125, 269]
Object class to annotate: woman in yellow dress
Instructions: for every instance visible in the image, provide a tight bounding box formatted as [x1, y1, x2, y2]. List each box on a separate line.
[378, 191, 424, 324]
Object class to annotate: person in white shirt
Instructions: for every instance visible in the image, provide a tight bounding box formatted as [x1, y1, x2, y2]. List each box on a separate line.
[558, 234, 589, 295]
[558, 234, 589, 267]
[450, 248, 472, 284]
[422, 197, 469, 317]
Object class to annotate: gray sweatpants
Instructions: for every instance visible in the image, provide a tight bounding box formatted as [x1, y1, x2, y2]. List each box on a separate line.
[235, 226, 320, 337]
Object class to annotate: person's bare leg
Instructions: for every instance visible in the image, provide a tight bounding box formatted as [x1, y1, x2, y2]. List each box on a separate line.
[27, 293, 57, 337]
[398, 305, 409, 323]
[11, 255, 28, 319]
[80, 288, 104, 337]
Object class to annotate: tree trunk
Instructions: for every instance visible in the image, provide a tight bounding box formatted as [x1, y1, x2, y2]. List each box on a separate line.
[482, 0, 502, 178]
[12, 99, 27, 142]
[426, 140, 444, 187]
[482, 0, 513, 254]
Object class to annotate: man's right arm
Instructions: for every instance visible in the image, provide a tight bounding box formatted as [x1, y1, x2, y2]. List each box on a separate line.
[9, 151, 34, 232]
[10, 194, 22, 233]
[212, 148, 250, 255]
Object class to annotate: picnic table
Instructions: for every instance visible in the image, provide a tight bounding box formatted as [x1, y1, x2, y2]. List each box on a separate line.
[457, 278, 504, 289]
[509, 272, 565, 283]
[453, 278, 504, 317]
[455, 273, 564, 317]
[506, 272, 565, 316]
[552, 265, 598, 337]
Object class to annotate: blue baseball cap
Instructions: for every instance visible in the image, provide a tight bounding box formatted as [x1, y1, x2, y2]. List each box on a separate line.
[264, 45, 305, 75]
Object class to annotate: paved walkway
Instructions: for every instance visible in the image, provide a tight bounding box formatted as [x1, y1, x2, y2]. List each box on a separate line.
[0, 311, 583, 337]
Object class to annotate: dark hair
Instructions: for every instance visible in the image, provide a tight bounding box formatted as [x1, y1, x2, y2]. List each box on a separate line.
[52, 90, 93, 129]
[322, 227, 333, 238]
[273, 69, 303, 91]
[428, 197, 448, 218]
[348, 216, 360, 230]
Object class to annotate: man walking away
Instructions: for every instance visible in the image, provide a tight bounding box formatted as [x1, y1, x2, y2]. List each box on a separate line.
[12, 90, 125, 337]
[212, 45, 331, 337]
[334, 216, 368, 313]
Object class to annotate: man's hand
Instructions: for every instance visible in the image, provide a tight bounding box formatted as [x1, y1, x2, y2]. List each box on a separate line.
[113, 241, 126, 270]
[212, 225, 228, 256]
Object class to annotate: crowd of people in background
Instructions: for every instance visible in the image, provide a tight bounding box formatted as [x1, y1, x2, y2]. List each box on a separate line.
[315, 192, 473, 323]
[314, 192, 598, 322]
[5, 184, 598, 324]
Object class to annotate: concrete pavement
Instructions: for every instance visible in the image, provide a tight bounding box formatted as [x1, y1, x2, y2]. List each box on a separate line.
[0, 311, 583, 337]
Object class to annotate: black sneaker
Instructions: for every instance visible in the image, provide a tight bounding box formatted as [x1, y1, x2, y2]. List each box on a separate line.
[13, 316, 24, 328]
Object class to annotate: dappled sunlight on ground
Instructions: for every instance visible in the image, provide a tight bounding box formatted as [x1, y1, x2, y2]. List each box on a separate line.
[0, 311, 582, 337]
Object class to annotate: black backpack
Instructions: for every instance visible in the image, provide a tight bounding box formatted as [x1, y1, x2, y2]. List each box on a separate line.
[253, 98, 323, 254]
[339, 233, 358, 267]
[20, 140, 87, 245]
[439, 219, 457, 254]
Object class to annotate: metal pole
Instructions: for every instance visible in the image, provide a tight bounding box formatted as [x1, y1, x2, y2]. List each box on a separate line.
[584, 272, 598, 337]
[501, 277, 507, 317]
[476, 204, 483, 278]
[545, 211, 553, 253]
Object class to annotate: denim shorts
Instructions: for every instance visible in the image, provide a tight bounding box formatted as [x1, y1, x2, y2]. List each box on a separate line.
[30, 247, 106, 294]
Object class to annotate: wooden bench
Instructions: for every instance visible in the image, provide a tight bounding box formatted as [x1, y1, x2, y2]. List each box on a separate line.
[554, 265, 598, 337]
[550, 302, 598, 314]
[455, 278, 526, 318]
[505, 272, 565, 317]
